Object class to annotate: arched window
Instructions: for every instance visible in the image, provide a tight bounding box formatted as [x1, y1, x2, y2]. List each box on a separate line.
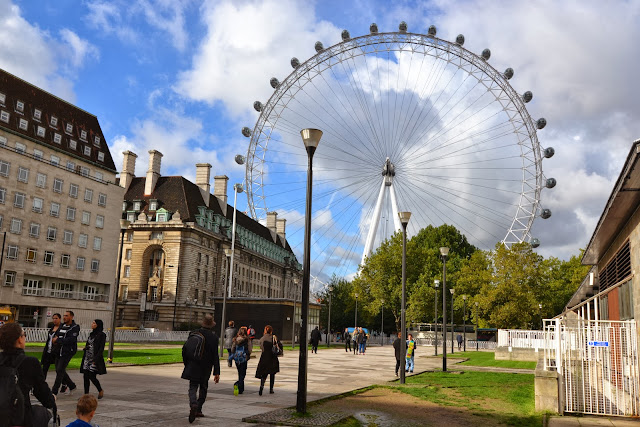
[148, 249, 165, 278]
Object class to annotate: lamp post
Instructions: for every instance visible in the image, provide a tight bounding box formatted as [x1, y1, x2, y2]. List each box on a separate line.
[440, 247, 449, 372]
[434, 280, 439, 356]
[354, 293, 358, 330]
[292, 279, 298, 350]
[450, 288, 455, 354]
[462, 295, 467, 352]
[169, 263, 181, 330]
[327, 286, 333, 346]
[220, 181, 243, 357]
[475, 301, 479, 351]
[398, 211, 411, 385]
[381, 298, 385, 346]
[539, 303, 543, 330]
[108, 219, 130, 363]
[296, 128, 322, 414]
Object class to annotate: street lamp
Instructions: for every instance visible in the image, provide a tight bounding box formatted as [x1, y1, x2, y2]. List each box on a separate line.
[327, 286, 333, 346]
[296, 128, 322, 414]
[292, 279, 298, 350]
[186, 297, 196, 326]
[475, 301, 480, 351]
[108, 219, 131, 363]
[220, 181, 243, 356]
[434, 280, 439, 356]
[462, 295, 467, 352]
[380, 298, 385, 346]
[168, 264, 181, 330]
[440, 247, 449, 372]
[354, 293, 358, 330]
[539, 303, 543, 330]
[398, 211, 411, 385]
[450, 288, 455, 354]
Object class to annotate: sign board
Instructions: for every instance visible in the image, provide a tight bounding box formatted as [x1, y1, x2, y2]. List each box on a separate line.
[587, 341, 609, 347]
[46, 311, 51, 318]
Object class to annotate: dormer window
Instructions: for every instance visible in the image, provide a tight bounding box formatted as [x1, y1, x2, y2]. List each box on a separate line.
[50, 116, 58, 127]
[83, 146, 91, 156]
[53, 133, 61, 144]
[65, 123, 73, 134]
[36, 126, 45, 137]
[94, 135, 101, 146]
[133, 200, 142, 211]
[122, 201, 127, 211]
[97, 152, 104, 162]
[33, 109, 41, 120]
[149, 200, 158, 211]
[18, 118, 28, 130]
[0, 93, 5, 105]
[16, 100, 24, 113]
[69, 139, 77, 149]
[80, 130, 87, 141]
[0, 111, 9, 123]
[127, 212, 136, 222]
[15, 142, 26, 153]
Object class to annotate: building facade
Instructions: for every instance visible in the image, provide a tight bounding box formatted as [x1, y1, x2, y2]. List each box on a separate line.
[0, 68, 124, 329]
[116, 150, 309, 331]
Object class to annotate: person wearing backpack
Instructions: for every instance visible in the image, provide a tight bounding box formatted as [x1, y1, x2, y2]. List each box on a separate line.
[0, 322, 56, 427]
[181, 314, 220, 423]
[230, 327, 251, 396]
[255, 325, 279, 396]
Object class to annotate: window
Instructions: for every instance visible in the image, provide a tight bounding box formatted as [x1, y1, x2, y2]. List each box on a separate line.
[65, 123, 73, 134]
[196, 269, 200, 281]
[32, 197, 43, 213]
[46, 226, 57, 241]
[90, 259, 99, 272]
[10, 218, 21, 234]
[44, 251, 54, 265]
[97, 152, 105, 162]
[60, 254, 70, 268]
[96, 215, 104, 228]
[15, 142, 26, 153]
[17, 167, 28, 183]
[127, 231, 133, 242]
[29, 222, 40, 238]
[33, 149, 43, 159]
[127, 212, 136, 222]
[0, 160, 9, 176]
[133, 201, 141, 211]
[69, 184, 78, 198]
[84, 189, 93, 203]
[53, 133, 61, 144]
[63, 230, 73, 244]
[23, 279, 43, 296]
[36, 173, 46, 188]
[95, 171, 103, 181]
[6, 245, 18, 260]
[124, 265, 130, 277]
[50, 116, 58, 127]
[76, 257, 85, 270]
[69, 139, 77, 150]
[0, 93, 4, 105]
[13, 192, 25, 208]
[0, 135, 5, 145]
[83, 285, 97, 299]
[80, 166, 89, 177]
[149, 200, 157, 211]
[26, 248, 37, 263]
[33, 109, 41, 120]
[0, 111, 9, 123]
[122, 201, 127, 211]
[94, 135, 101, 145]
[126, 249, 132, 260]
[66, 207, 76, 221]
[18, 119, 28, 130]
[50, 155, 60, 165]
[53, 178, 63, 193]
[157, 213, 167, 222]
[16, 100, 24, 112]
[66, 161, 74, 171]
[81, 211, 90, 225]
[205, 255, 209, 266]
[98, 193, 107, 206]
[78, 233, 88, 248]
[51, 282, 74, 298]
[80, 130, 87, 140]
[150, 231, 163, 240]
[49, 202, 60, 217]
[36, 126, 45, 137]
[4, 271, 16, 287]
[121, 285, 129, 301]
[93, 237, 102, 251]
[83, 146, 91, 156]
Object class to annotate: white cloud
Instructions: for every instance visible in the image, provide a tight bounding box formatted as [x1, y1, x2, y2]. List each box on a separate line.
[59, 29, 100, 68]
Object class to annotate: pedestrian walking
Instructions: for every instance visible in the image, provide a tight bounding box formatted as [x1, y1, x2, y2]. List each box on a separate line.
[52, 310, 80, 396]
[457, 333, 463, 350]
[41, 312, 62, 379]
[230, 327, 251, 396]
[361, 328, 368, 354]
[310, 326, 321, 354]
[80, 319, 107, 399]
[255, 325, 280, 396]
[406, 333, 416, 373]
[0, 322, 57, 427]
[392, 332, 403, 376]
[224, 321, 237, 368]
[181, 314, 220, 423]
[352, 328, 358, 354]
[344, 328, 351, 352]
[356, 328, 365, 354]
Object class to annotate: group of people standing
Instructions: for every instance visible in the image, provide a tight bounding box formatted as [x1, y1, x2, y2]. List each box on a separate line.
[182, 317, 283, 423]
[343, 327, 368, 354]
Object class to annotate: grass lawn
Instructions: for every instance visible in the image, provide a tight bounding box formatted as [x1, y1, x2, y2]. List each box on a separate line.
[61, 348, 185, 369]
[439, 351, 537, 370]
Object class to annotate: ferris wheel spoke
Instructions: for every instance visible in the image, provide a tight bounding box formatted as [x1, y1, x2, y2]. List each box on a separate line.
[400, 171, 523, 196]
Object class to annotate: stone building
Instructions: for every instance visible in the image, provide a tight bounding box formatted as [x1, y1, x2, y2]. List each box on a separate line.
[116, 150, 311, 332]
[0, 68, 124, 329]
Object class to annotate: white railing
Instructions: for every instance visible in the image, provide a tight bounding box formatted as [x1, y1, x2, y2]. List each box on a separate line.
[24, 328, 190, 343]
[498, 329, 549, 349]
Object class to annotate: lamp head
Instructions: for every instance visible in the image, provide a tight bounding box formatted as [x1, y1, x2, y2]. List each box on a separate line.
[300, 128, 323, 149]
[120, 219, 131, 230]
[439, 247, 450, 257]
[539, 304, 542, 309]
[381, 299, 385, 304]
[234, 183, 244, 193]
[355, 292, 359, 298]
[434, 279, 440, 288]
[398, 211, 412, 226]
[450, 288, 455, 295]
[224, 248, 233, 257]
[475, 301, 479, 307]
[463, 295, 467, 300]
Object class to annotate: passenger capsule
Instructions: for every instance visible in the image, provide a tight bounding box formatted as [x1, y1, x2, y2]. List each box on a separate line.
[370, 23, 379, 34]
[428, 25, 437, 36]
[522, 91, 533, 103]
[291, 57, 300, 68]
[399, 21, 408, 33]
[241, 127, 252, 137]
[315, 41, 324, 52]
[481, 49, 491, 60]
[537, 118, 547, 129]
[253, 101, 263, 112]
[546, 178, 556, 189]
[504, 68, 514, 80]
[541, 209, 552, 219]
[341, 30, 350, 41]
[531, 238, 540, 248]
[544, 147, 555, 158]
[270, 78, 279, 89]
[455, 34, 465, 45]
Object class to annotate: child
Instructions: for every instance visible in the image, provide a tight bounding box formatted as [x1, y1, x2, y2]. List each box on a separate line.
[65, 394, 98, 427]
[405, 334, 416, 373]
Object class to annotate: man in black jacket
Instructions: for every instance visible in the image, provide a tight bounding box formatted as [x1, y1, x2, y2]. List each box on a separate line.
[52, 310, 80, 395]
[392, 332, 403, 376]
[182, 314, 220, 423]
[310, 326, 321, 354]
[344, 328, 351, 352]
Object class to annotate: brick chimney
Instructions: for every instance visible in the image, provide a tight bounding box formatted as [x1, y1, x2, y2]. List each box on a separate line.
[276, 218, 286, 246]
[144, 150, 163, 196]
[196, 163, 212, 206]
[120, 150, 137, 190]
[267, 211, 278, 240]
[213, 175, 229, 215]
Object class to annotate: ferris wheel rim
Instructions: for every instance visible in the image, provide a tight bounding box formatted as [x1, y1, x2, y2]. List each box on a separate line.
[245, 29, 545, 247]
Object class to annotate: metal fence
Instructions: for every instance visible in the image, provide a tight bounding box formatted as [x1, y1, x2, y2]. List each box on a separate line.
[498, 329, 548, 349]
[24, 328, 190, 343]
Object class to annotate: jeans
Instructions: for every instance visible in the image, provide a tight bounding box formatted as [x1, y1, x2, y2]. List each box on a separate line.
[83, 371, 102, 394]
[227, 348, 233, 367]
[235, 361, 247, 394]
[52, 354, 75, 394]
[359, 343, 366, 354]
[405, 357, 414, 372]
[188, 380, 208, 410]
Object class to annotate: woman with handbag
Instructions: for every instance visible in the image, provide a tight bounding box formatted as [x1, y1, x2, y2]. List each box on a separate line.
[255, 325, 280, 396]
[80, 319, 107, 399]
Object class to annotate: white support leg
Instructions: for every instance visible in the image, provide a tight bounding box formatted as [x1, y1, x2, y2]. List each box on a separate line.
[362, 179, 387, 265]
[389, 181, 402, 233]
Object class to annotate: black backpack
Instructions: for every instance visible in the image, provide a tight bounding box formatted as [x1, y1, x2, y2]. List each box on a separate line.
[183, 330, 206, 361]
[0, 352, 26, 427]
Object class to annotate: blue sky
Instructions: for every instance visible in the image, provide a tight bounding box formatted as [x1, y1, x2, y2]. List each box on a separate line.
[3, 0, 640, 283]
